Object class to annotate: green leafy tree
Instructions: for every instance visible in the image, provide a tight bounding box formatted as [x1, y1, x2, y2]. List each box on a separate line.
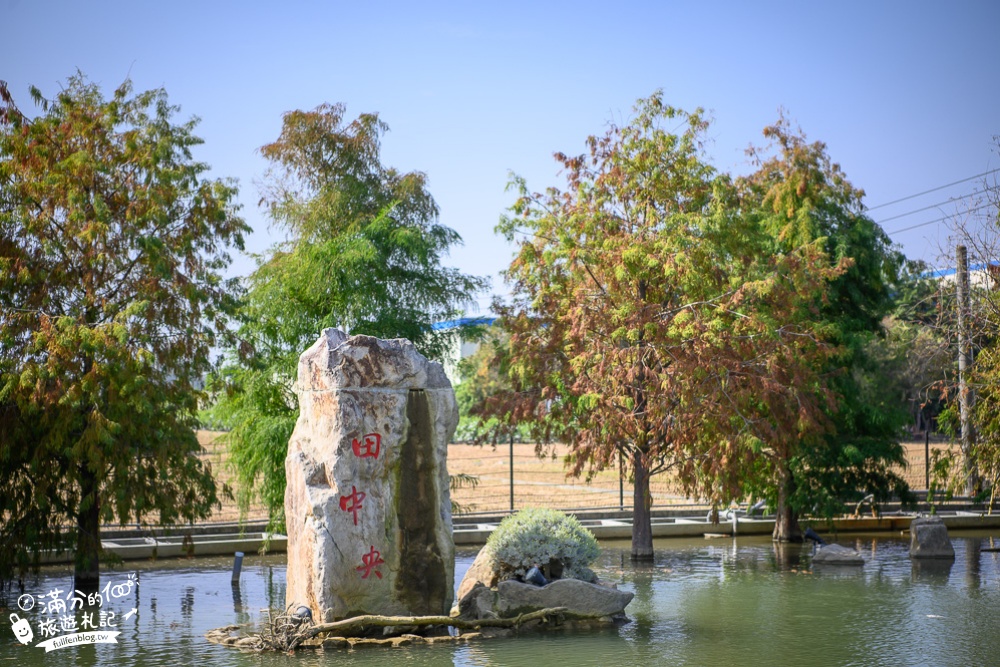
[973, 342, 1000, 509]
[740, 119, 912, 537]
[454, 331, 502, 443]
[0, 76, 248, 589]
[881, 315, 950, 434]
[948, 176, 1000, 502]
[454, 324, 536, 443]
[893, 259, 944, 325]
[487, 93, 845, 556]
[210, 104, 486, 526]
[884, 259, 951, 435]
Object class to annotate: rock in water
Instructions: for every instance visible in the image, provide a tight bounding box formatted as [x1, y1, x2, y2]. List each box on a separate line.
[811, 544, 864, 565]
[456, 546, 500, 601]
[496, 579, 634, 619]
[285, 329, 458, 621]
[456, 582, 497, 621]
[909, 516, 956, 559]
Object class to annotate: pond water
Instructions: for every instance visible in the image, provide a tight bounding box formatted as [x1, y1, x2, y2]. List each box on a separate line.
[2, 532, 999, 667]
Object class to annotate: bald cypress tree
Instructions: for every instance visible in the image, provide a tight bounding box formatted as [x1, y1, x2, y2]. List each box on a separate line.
[0, 76, 248, 589]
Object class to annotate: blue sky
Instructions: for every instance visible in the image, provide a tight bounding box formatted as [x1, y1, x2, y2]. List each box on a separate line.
[3, 0, 998, 312]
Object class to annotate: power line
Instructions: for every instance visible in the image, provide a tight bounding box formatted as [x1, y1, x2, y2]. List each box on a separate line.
[866, 168, 1000, 211]
[885, 202, 997, 236]
[873, 189, 985, 225]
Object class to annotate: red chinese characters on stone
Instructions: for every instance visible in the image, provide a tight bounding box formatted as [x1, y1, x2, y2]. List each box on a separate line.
[345, 434, 384, 581]
[351, 433, 381, 459]
[338, 486, 366, 525]
[356, 546, 384, 580]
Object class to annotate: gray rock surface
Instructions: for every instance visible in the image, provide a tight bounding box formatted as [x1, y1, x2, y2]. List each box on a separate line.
[285, 329, 458, 621]
[811, 544, 864, 565]
[455, 582, 498, 621]
[496, 579, 633, 619]
[909, 516, 956, 559]
[457, 545, 601, 602]
[456, 547, 500, 601]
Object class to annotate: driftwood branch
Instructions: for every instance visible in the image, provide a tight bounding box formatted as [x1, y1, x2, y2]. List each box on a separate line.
[289, 606, 568, 649]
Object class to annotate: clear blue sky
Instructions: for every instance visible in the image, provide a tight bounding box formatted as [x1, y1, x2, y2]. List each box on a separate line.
[3, 0, 998, 312]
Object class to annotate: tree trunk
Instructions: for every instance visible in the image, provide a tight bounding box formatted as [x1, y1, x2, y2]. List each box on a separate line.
[75, 465, 100, 593]
[631, 448, 654, 560]
[631, 279, 654, 560]
[772, 460, 802, 542]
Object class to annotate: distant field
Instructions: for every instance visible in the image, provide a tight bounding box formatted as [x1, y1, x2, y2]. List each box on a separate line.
[447, 442, 694, 515]
[196, 431, 962, 523]
[448, 439, 963, 516]
[196, 430, 268, 523]
[898, 440, 963, 490]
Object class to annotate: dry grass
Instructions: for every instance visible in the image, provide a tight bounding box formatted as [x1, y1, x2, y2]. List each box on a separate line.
[448, 440, 968, 515]
[448, 442, 694, 515]
[197, 430, 269, 523]
[195, 431, 965, 523]
[897, 440, 962, 490]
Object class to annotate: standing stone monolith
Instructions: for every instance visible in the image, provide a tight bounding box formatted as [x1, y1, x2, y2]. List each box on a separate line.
[284, 329, 457, 622]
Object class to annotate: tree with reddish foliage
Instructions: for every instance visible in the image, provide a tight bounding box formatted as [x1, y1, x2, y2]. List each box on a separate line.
[741, 118, 911, 539]
[0, 76, 248, 589]
[485, 93, 847, 556]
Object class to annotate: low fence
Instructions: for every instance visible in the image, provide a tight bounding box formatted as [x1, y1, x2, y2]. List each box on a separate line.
[197, 431, 966, 523]
[448, 442, 695, 516]
[449, 439, 966, 518]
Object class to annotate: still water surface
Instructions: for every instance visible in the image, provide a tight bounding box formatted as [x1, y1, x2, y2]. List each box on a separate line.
[2, 533, 998, 667]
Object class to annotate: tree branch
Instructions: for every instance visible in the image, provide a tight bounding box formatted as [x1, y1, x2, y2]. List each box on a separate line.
[290, 606, 571, 649]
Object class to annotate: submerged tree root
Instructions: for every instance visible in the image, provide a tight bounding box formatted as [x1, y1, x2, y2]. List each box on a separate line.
[207, 606, 570, 653]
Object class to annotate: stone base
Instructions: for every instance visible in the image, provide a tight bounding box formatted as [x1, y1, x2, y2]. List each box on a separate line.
[811, 544, 864, 566]
[909, 517, 956, 559]
[455, 577, 633, 623]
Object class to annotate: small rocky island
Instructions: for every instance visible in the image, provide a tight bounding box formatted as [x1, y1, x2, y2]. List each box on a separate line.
[207, 331, 632, 652]
[455, 508, 633, 625]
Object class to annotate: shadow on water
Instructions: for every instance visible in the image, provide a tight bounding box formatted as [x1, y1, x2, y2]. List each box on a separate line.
[769, 541, 807, 570]
[230, 582, 242, 613]
[621, 554, 658, 648]
[911, 557, 954, 582]
[964, 537, 980, 590]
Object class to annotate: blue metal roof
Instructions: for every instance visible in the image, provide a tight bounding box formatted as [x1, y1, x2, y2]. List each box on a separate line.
[920, 261, 998, 279]
[430, 316, 497, 331]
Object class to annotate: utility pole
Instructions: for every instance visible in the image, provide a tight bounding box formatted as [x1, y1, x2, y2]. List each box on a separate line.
[619, 449, 624, 511]
[925, 428, 930, 492]
[509, 431, 515, 513]
[957, 244, 979, 497]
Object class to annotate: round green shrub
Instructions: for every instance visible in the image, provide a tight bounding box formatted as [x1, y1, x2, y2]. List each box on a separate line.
[485, 508, 600, 581]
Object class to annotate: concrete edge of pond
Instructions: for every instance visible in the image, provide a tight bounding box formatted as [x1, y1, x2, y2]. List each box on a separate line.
[32, 511, 1000, 563]
[38, 532, 288, 565]
[452, 512, 1000, 545]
